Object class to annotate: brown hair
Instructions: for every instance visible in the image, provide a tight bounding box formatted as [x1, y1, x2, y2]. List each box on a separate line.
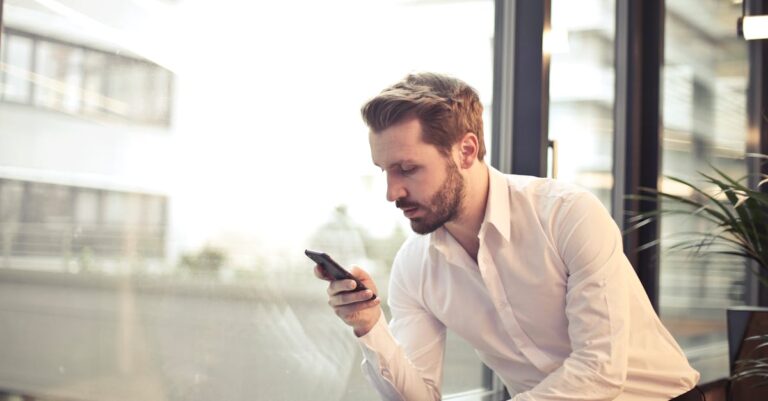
[361, 72, 485, 161]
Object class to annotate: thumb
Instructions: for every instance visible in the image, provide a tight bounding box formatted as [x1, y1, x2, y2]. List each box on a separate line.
[349, 266, 378, 294]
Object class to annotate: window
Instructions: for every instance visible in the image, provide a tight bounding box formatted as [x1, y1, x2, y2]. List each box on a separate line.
[0, 178, 167, 265]
[82, 51, 107, 115]
[34, 40, 84, 113]
[0, 31, 33, 103]
[0, 1, 496, 400]
[0, 179, 24, 267]
[106, 58, 152, 121]
[660, 0, 749, 382]
[547, 0, 616, 207]
[0, 28, 173, 125]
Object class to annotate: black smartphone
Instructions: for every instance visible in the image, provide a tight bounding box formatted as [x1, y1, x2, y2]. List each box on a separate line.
[305, 249, 375, 299]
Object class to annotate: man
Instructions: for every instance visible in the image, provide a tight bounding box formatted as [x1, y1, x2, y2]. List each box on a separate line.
[314, 72, 701, 400]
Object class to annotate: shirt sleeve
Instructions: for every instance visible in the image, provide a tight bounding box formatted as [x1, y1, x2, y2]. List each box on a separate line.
[512, 192, 631, 401]
[357, 249, 447, 401]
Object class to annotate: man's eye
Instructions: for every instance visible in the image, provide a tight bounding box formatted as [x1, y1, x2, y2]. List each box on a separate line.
[399, 165, 417, 175]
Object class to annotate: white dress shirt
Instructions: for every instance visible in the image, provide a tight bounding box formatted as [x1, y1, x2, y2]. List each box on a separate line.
[357, 166, 699, 401]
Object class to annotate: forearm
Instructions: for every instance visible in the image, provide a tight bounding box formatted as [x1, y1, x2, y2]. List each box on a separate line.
[358, 313, 443, 401]
[509, 355, 625, 401]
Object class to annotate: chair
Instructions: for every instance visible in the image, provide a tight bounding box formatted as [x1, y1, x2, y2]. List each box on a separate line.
[698, 378, 729, 401]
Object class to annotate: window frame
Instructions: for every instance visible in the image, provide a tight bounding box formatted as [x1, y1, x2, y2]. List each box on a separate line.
[0, 26, 173, 126]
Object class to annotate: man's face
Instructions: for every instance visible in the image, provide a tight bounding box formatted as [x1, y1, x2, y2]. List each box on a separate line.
[369, 118, 465, 234]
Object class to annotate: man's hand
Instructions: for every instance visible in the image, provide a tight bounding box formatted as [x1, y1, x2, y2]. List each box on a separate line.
[314, 264, 382, 337]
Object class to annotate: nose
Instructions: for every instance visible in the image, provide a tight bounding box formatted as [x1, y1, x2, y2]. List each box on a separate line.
[386, 174, 407, 202]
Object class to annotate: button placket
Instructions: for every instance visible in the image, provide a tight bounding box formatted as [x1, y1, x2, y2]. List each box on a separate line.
[476, 252, 557, 373]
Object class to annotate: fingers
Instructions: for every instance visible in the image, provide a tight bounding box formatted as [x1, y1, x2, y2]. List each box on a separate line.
[328, 289, 375, 306]
[314, 264, 332, 281]
[313, 264, 381, 336]
[349, 266, 371, 280]
[327, 278, 358, 296]
[349, 266, 378, 293]
[333, 297, 381, 322]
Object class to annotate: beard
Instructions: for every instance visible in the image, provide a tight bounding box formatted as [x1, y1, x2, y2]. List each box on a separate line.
[396, 159, 466, 235]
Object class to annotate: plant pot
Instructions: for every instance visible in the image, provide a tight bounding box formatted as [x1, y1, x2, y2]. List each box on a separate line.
[727, 306, 768, 400]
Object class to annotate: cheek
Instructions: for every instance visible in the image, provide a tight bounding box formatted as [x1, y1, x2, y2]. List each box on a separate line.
[412, 175, 442, 201]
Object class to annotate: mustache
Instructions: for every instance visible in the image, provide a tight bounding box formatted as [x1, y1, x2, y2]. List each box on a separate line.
[396, 199, 421, 209]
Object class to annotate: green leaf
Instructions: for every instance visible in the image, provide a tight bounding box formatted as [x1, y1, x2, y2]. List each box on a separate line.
[625, 154, 768, 286]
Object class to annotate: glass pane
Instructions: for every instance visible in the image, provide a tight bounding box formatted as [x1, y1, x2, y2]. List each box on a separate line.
[105, 58, 139, 120]
[0, 179, 24, 267]
[1, 32, 33, 103]
[74, 189, 99, 225]
[0, 1, 495, 400]
[147, 68, 172, 123]
[145, 195, 165, 227]
[82, 51, 108, 115]
[547, 0, 615, 208]
[19, 182, 72, 257]
[103, 191, 128, 226]
[34, 40, 84, 113]
[2, 28, 170, 124]
[661, 0, 748, 382]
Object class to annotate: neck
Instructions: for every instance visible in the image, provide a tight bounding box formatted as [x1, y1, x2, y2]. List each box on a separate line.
[444, 163, 490, 261]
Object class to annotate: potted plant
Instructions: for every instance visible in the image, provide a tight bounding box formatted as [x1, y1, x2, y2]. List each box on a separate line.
[627, 153, 768, 397]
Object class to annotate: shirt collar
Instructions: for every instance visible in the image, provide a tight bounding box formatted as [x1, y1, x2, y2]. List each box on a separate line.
[482, 166, 511, 242]
[429, 165, 511, 252]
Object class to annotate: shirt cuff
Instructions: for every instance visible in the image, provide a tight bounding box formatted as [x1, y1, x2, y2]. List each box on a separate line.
[358, 312, 399, 365]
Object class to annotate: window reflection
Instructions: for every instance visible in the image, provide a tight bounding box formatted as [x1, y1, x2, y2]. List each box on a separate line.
[548, 0, 615, 207]
[82, 51, 107, 115]
[661, 0, 749, 382]
[1, 32, 33, 102]
[34, 40, 83, 112]
[0, 28, 172, 125]
[0, 0, 495, 400]
[0, 179, 167, 266]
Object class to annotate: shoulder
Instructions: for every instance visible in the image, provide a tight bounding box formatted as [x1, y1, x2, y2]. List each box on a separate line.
[488, 170, 610, 244]
[504, 173, 584, 201]
[502, 173, 595, 218]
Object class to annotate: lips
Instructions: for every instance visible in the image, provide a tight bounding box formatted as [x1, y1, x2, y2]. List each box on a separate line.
[396, 200, 421, 218]
[401, 206, 420, 218]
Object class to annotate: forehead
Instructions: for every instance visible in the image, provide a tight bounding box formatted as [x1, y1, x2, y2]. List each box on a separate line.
[369, 118, 442, 167]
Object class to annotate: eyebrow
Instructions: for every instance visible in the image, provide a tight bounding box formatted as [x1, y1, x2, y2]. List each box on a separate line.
[372, 156, 420, 170]
[382, 159, 418, 170]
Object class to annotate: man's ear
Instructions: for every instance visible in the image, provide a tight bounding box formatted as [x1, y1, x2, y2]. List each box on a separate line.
[456, 132, 479, 168]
